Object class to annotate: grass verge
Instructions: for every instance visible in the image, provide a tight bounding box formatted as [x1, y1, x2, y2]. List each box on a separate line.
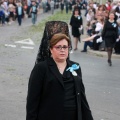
[30, 10, 72, 34]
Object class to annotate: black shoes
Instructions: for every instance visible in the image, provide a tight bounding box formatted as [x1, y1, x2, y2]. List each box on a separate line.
[81, 50, 87, 52]
[74, 48, 78, 51]
[108, 59, 112, 66]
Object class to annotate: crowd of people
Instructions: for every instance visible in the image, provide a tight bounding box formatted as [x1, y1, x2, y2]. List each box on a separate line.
[0, 0, 60, 26]
[0, 0, 40, 25]
[0, 0, 87, 26]
[83, 0, 120, 66]
[68, 0, 120, 66]
[0, 0, 120, 64]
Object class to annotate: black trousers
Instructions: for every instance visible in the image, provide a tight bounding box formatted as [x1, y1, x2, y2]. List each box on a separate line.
[17, 15, 22, 25]
[63, 109, 77, 120]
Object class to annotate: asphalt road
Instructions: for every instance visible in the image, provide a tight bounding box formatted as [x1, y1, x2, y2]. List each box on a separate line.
[0, 10, 120, 120]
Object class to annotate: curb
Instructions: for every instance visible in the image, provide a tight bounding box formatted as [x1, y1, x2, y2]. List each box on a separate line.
[87, 50, 120, 59]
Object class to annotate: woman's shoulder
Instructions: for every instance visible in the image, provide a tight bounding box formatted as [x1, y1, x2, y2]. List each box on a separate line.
[104, 20, 109, 25]
[34, 60, 47, 70]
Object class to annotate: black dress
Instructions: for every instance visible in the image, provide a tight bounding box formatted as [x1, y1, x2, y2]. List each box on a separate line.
[62, 64, 77, 120]
[70, 15, 83, 38]
[102, 20, 118, 48]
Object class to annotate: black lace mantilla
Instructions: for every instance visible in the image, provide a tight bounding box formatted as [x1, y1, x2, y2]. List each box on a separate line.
[35, 21, 71, 64]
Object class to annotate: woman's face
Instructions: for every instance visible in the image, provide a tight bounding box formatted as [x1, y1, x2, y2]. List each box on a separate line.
[109, 13, 115, 20]
[99, 6, 103, 11]
[50, 39, 69, 62]
[74, 10, 79, 15]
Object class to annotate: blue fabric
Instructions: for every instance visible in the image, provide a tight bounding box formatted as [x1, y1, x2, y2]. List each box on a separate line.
[32, 6, 36, 13]
[0, 10, 4, 16]
[83, 41, 93, 51]
[118, 26, 120, 35]
[31, 13, 37, 24]
[18, 15, 22, 25]
[18, 7, 22, 15]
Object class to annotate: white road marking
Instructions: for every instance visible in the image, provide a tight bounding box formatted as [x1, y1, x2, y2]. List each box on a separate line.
[5, 44, 16, 48]
[21, 46, 34, 49]
[15, 38, 35, 45]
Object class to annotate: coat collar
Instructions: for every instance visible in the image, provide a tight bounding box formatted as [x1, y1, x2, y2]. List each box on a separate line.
[47, 57, 81, 89]
[47, 57, 64, 88]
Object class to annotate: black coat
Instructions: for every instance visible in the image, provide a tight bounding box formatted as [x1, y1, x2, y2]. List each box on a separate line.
[26, 58, 93, 120]
[102, 20, 118, 47]
[115, 6, 120, 13]
[70, 15, 83, 37]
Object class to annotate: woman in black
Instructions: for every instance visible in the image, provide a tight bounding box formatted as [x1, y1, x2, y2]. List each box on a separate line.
[102, 12, 118, 66]
[60, 0, 64, 13]
[70, 8, 83, 50]
[114, 19, 120, 54]
[26, 33, 94, 120]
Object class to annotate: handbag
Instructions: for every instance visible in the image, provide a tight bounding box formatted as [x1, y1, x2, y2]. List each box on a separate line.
[79, 27, 84, 35]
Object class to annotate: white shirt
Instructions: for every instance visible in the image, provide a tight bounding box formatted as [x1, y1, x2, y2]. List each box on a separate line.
[95, 22, 103, 32]
[50, 1, 55, 8]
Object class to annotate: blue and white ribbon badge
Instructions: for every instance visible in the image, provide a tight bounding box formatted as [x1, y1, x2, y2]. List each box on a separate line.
[66, 64, 80, 76]
[112, 23, 117, 28]
[78, 16, 81, 20]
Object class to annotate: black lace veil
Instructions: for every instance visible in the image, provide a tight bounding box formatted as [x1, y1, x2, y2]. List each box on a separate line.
[35, 21, 71, 64]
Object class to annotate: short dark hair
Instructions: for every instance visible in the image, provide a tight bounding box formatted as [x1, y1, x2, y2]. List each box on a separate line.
[73, 7, 81, 15]
[108, 0, 111, 3]
[50, 33, 70, 48]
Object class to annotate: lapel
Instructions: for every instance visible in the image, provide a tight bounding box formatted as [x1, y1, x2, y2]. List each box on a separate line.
[47, 58, 82, 91]
[67, 60, 82, 92]
[47, 57, 64, 88]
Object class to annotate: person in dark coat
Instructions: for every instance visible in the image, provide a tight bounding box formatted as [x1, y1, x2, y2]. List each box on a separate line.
[115, 2, 120, 19]
[70, 8, 83, 50]
[69, 0, 73, 12]
[26, 33, 94, 120]
[114, 19, 120, 54]
[16, 1, 24, 26]
[60, 0, 64, 13]
[102, 12, 118, 66]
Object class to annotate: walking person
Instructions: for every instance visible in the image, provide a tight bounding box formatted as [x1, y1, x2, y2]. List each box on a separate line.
[69, 0, 73, 12]
[60, 0, 64, 13]
[114, 19, 120, 54]
[26, 33, 94, 120]
[0, 1, 6, 26]
[16, 1, 24, 26]
[102, 12, 118, 66]
[50, 0, 55, 14]
[65, 0, 69, 14]
[0, 7, 5, 26]
[70, 8, 83, 50]
[30, 1, 38, 25]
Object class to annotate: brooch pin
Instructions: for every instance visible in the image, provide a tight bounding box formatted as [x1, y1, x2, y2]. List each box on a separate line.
[66, 64, 80, 76]
[78, 16, 80, 20]
[112, 23, 116, 28]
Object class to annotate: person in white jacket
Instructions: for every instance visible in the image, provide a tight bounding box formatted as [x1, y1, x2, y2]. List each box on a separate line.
[50, 0, 55, 14]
